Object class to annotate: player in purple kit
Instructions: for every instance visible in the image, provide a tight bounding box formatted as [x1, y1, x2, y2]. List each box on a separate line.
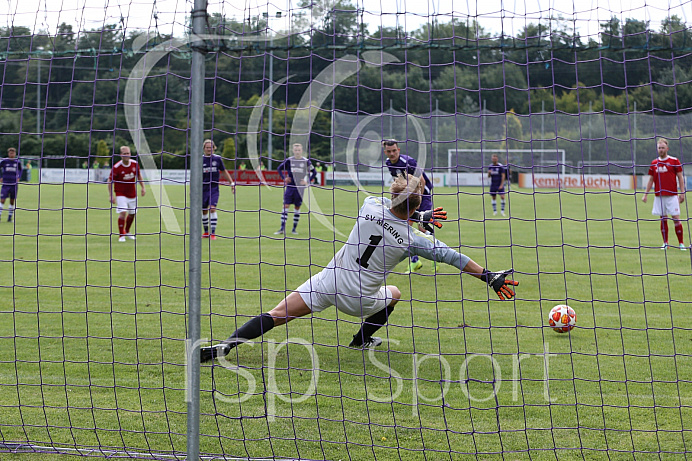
[383, 139, 434, 273]
[202, 140, 235, 240]
[0, 148, 23, 222]
[487, 154, 508, 216]
[274, 143, 316, 235]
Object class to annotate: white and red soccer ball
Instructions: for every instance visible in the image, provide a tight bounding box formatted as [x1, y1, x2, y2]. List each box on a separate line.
[548, 304, 576, 333]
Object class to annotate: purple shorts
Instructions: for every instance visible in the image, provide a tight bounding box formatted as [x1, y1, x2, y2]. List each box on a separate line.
[203, 188, 219, 209]
[283, 187, 304, 207]
[490, 187, 505, 197]
[419, 195, 433, 212]
[1, 184, 17, 200]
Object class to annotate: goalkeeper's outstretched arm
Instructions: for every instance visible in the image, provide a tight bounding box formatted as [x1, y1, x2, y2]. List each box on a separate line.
[408, 233, 518, 300]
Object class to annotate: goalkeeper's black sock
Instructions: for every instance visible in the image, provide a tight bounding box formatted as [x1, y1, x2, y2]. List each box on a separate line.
[351, 305, 394, 346]
[224, 313, 275, 349]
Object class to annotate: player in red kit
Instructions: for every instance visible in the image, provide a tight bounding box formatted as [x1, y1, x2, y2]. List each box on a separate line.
[642, 138, 686, 250]
[108, 146, 146, 242]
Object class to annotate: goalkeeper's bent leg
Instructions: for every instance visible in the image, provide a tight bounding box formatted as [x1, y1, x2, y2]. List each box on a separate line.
[351, 286, 400, 346]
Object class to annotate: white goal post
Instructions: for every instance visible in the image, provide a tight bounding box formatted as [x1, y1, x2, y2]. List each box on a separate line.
[448, 148, 567, 176]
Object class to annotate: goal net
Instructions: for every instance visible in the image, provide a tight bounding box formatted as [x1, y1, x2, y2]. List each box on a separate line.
[1, 0, 691, 459]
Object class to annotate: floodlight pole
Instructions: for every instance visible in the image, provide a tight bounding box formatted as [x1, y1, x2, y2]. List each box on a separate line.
[37, 46, 43, 134]
[264, 11, 282, 170]
[187, 0, 206, 459]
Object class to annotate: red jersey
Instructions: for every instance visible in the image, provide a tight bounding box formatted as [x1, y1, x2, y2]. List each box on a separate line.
[109, 160, 141, 198]
[647, 155, 682, 196]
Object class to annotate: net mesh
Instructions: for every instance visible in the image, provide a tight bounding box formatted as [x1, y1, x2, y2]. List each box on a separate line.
[1, 0, 692, 459]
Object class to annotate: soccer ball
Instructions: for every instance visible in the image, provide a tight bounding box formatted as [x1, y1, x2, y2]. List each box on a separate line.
[548, 304, 576, 333]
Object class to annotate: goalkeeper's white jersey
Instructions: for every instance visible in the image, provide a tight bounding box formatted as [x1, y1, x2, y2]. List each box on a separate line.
[328, 196, 414, 295]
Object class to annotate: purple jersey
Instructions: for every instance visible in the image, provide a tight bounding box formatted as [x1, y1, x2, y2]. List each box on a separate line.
[203, 154, 226, 189]
[0, 158, 22, 185]
[386, 154, 433, 196]
[488, 163, 507, 190]
[277, 157, 316, 186]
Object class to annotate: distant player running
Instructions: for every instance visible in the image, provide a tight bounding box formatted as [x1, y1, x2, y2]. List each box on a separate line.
[275, 143, 316, 235]
[642, 138, 686, 250]
[0, 147, 22, 222]
[202, 139, 235, 240]
[383, 139, 435, 273]
[201, 174, 518, 362]
[108, 146, 145, 242]
[488, 154, 508, 216]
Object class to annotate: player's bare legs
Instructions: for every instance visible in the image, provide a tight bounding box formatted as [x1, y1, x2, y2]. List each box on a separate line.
[349, 285, 401, 349]
[267, 291, 313, 325]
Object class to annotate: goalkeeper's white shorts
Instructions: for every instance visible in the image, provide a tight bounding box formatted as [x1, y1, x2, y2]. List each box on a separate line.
[297, 268, 393, 318]
[652, 195, 680, 216]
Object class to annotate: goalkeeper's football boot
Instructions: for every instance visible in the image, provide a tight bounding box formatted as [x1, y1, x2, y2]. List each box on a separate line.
[680, 244, 687, 251]
[200, 343, 230, 363]
[348, 336, 383, 349]
[404, 259, 423, 274]
[661, 243, 669, 250]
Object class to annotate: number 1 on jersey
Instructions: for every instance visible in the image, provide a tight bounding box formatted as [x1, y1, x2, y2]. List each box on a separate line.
[356, 234, 383, 268]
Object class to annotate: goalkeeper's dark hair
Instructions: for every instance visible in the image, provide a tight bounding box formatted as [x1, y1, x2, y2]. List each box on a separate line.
[390, 173, 423, 217]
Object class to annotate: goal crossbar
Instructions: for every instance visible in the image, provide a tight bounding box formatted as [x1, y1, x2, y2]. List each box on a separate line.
[448, 148, 567, 176]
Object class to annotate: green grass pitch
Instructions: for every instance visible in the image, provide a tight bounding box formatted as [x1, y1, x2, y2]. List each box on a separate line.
[1, 182, 690, 460]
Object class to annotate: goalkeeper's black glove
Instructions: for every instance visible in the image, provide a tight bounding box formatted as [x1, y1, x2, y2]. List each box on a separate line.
[481, 268, 519, 300]
[412, 207, 447, 233]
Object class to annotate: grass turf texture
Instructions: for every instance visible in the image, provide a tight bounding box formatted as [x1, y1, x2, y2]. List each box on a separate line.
[1, 182, 691, 460]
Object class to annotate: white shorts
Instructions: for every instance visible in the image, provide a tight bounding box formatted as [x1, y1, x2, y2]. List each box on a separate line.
[297, 268, 393, 318]
[116, 196, 138, 214]
[652, 195, 680, 216]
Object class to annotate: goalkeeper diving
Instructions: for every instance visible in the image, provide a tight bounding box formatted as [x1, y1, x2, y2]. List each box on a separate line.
[201, 173, 518, 362]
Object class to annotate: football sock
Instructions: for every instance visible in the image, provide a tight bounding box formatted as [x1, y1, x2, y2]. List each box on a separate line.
[491, 199, 497, 212]
[660, 219, 669, 243]
[351, 305, 395, 346]
[293, 211, 300, 230]
[7, 205, 14, 219]
[674, 220, 684, 244]
[210, 212, 218, 234]
[0, 202, 4, 218]
[125, 214, 135, 233]
[202, 214, 209, 233]
[501, 200, 505, 212]
[280, 209, 288, 230]
[223, 313, 275, 349]
[118, 216, 126, 235]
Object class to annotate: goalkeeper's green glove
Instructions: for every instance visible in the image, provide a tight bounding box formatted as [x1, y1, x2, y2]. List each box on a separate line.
[481, 268, 519, 300]
[412, 207, 447, 233]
